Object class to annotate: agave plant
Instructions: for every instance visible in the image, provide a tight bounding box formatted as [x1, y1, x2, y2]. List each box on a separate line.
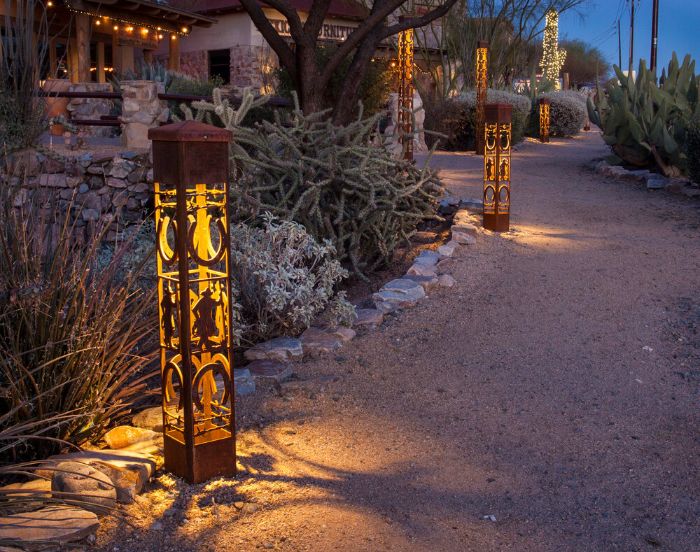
[588, 53, 700, 176]
[0, 184, 158, 463]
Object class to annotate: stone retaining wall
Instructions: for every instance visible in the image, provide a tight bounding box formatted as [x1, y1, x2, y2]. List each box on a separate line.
[4, 148, 153, 243]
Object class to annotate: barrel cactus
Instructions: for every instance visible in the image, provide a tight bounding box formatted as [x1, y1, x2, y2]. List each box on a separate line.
[589, 53, 700, 177]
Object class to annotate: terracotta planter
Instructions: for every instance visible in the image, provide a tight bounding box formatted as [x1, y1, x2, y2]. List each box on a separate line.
[42, 79, 71, 136]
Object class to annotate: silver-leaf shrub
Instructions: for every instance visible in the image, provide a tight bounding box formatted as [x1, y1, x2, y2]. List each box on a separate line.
[230, 213, 354, 345]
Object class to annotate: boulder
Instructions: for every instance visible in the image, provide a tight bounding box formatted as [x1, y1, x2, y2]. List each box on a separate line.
[403, 273, 440, 291]
[373, 279, 426, 313]
[437, 240, 459, 258]
[246, 360, 293, 383]
[438, 274, 457, 288]
[0, 506, 99, 547]
[103, 426, 161, 450]
[407, 263, 437, 277]
[131, 407, 163, 432]
[244, 337, 303, 362]
[234, 368, 256, 396]
[51, 462, 116, 514]
[413, 250, 440, 266]
[451, 230, 476, 245]
[353, 308, 384, 329]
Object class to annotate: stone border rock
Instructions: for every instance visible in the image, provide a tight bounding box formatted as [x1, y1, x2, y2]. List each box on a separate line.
[594, 160, 700, 198]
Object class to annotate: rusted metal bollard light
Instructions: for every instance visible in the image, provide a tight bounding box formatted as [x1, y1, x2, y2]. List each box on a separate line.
[475, 41, 489, 155]
[483, 103, 512, 232]
[539, 98, 551, 143]
[397, 22, 415, 162]
[149, 121, 236, 483]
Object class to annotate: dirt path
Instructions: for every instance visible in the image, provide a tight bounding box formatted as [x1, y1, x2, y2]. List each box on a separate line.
[99, 132, 700, 552]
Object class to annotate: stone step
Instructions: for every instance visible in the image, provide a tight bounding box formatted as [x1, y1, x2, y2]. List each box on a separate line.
[0, 507, 99, 548]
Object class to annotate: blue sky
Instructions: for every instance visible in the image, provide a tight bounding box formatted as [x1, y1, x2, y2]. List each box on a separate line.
[558, 0, 700, 72]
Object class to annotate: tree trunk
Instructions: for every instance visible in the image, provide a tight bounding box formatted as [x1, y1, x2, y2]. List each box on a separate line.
[296, 44, 326, 115]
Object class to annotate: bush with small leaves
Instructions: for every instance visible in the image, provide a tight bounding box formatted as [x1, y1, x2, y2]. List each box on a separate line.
[230, 214, 354, 345]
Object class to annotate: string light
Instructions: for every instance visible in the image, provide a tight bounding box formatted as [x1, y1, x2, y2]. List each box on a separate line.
[61, 7, 190, 35]
[540, 9, 566, 89]
[47, 0, 53, 6]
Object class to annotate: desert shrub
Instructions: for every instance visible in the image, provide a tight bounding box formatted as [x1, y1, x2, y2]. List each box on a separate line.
[183, 90, 444, 278]
[0, 0, 47, 151]
[230, 214, 354, 345]
[688, 116, 700, 184]
[0, 188, 157, 463]
[538, 91, 586, 137]
[425, 89, 530, 151]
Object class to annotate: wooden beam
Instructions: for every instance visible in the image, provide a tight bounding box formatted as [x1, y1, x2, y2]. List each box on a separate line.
[76, 14, 91, 82]
[97, 41, 106, 83]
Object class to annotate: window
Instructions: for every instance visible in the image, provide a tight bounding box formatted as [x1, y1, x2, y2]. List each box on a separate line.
[208, 49, 230, 84]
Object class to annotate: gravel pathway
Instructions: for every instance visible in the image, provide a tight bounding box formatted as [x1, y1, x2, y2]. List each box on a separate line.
[99, 132, 700, 552]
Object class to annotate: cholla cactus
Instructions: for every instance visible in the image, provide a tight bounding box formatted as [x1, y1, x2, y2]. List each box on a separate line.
[230, 214, 353, 345]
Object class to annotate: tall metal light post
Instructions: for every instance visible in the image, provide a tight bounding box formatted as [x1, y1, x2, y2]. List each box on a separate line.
[397, 21, 415, 162]
[475, 41, 489, 155]
[149, 121, 237, 484]
[650, 0, 660, 76]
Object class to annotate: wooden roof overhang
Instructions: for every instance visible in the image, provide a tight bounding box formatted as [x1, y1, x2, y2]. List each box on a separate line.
[62, 0, 216, 34]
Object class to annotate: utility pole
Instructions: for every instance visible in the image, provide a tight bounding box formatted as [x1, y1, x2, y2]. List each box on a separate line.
[650, 0, 660, 76]
[618, 19, 622, 68]
[628, 0, 635, 77]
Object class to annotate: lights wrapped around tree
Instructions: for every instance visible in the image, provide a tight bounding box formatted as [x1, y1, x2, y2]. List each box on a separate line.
[483, 104, 512, 232]
[475, 41, 489, 155]
[149, 121, 236, 484]
[397, 26, 414, 161]
[539, 98, 551, 143]
[540, 9, 566, 89]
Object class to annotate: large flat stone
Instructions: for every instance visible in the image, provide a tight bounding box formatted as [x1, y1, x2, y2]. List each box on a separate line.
[403, 273, 440, 291]
[451, 230, 476, 245]
[414, 250, 440, 266]
[0, 507, 99, 547]
[437, 240, 459, 258]
[51, 462, 116, 514]
[407, 263, 437, 277]
[0, 479, 51, 513]
[246, 360, 293, 383]
[353, 308, 384, 329]
[373, 279, 426, 313]
[300, 327, 355, 356]
[244, 337, 303, 362]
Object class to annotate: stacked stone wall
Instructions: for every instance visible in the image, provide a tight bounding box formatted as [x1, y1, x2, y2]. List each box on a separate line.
[3, 148, 153, 244]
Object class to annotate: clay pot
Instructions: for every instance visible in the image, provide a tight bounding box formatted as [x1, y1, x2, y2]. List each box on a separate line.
[43, 78, 71, 135]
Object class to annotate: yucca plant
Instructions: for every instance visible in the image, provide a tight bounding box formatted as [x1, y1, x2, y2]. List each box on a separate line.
[0, 184, 158, 463]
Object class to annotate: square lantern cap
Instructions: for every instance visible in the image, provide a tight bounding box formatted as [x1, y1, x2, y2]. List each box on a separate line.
[148, 120, 232, 143]
[477, 40, 489, 49]
[485, 103, 512, 123]
[149, 121, 232, 185]
[538, 98, 551, 106]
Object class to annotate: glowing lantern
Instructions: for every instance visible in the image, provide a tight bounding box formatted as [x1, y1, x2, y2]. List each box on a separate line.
[538, 98, 551, 143]
[148, 121, 236, 483]
[483, 104, 512, 232]
[475, 41, 488, 155]
[397, 23, 414, 161]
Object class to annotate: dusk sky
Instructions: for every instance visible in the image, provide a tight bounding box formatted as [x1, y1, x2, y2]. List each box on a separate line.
[558, 0, 700, 73]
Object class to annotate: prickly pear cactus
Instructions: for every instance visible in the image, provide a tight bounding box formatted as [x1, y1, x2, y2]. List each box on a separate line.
[589, 53, 700, 177]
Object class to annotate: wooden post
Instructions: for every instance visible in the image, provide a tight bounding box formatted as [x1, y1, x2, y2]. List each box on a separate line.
[120, 45, 135, 74]
[168, 34, 180, 71]
[112, 29, 121, 75]
[68, 38, 79, 83]
[76, 14, 91, 82]
[96, 41, 106, 83]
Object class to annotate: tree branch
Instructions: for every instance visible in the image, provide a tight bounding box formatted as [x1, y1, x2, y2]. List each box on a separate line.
[304, 0, 332, 38]
[381, 0, 460, 39]
[238, 0, 296, 71]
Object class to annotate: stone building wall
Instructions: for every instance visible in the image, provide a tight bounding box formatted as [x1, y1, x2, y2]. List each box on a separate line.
[180, 51, 209, 81]
[229, 44, 278, 94]
[4, 148, 153, 244]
